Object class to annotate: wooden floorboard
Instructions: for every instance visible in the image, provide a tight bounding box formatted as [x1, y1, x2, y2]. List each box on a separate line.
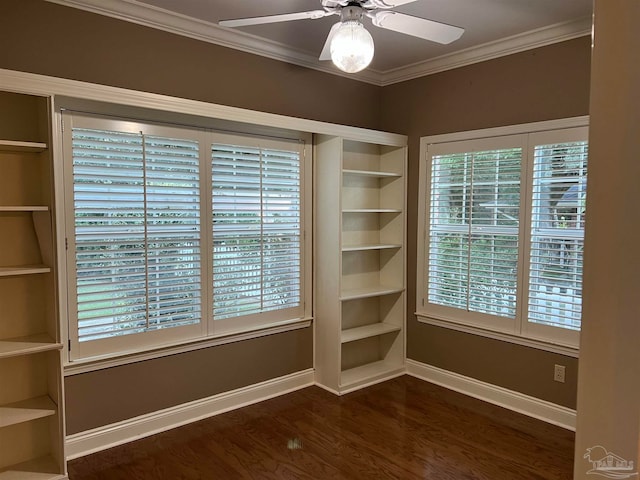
[68, 375, 574, 479]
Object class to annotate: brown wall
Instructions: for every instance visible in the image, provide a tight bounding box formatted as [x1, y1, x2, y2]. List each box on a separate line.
[65, 328, 312, 434]
[379, 37, 592, 408]
[0, 0, 382, 130]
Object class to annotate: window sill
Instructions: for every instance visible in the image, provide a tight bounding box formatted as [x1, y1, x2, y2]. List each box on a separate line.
[64, 317, 313, 376]
[415, 313, 579, 358]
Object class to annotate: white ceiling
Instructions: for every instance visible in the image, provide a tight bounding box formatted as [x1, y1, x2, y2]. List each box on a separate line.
[47, 0, 593, 85]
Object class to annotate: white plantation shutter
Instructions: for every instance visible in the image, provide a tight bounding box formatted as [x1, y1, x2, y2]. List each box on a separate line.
[71, 125, 202, 347]
[427, 144, 521, 319]
[212, 139, 302, 324]
[528, 138, 588, 331]
[64, 113, 310, 361]
[419, 121, 588, 347]
[142, 135, 202, 328]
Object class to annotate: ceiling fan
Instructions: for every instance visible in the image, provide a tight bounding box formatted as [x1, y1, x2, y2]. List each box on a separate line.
[219, 0, 465, 73]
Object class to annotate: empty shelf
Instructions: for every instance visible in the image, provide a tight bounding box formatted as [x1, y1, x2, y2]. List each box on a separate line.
[0, 334, 62, 359]
[0, 206, 48, 212]
[0, 140, 47, 153]
[342, 243, 401, 252]
[340, 286, 404, 301]
[341, 323, 401, 344]
[342, 169, 401, 178]
[0, 396, 57, 428]
[0, 456, 62, 480]
[342, 208, 402, 213]
[340, 360, 405, 389]
[0, 266, 50, 277]
[0, 474, 62, 480]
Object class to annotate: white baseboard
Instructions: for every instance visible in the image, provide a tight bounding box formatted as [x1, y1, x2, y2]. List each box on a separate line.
[406, 359, 576, 431]
[66, 368, 315, 460]
[67, 363, 575, 460]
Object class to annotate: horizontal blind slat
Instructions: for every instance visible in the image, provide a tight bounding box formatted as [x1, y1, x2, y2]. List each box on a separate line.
[428, 147, 521, 318]
[212, 142, 302, 321]
[72, 127, 202, 342]
[528, 140, 587, 331]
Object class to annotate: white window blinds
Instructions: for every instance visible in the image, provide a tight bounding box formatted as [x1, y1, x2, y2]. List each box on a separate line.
[528, 139, 588, 331]
[211, 141, 302, 322]
[64, 112, 311, 360]
[71, 127, 202, 343]
[428, 146, 521, 318]
[419, 122, 588, 348]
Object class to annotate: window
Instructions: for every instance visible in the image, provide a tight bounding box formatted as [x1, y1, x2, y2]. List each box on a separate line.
[427, 137, 523, 332]
[211, 134, 305, 332]
[417, 120, 588, 348]
[63, 113, 311, 361]
[526, 131, 588, 335]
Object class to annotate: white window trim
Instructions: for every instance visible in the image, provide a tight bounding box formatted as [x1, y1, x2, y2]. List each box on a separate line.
[63, 113, 210, 360]
[417, 116, 588, 353]
[64, 318, 313, 375]
[520, 126, 589, 347]
[414, 316, 579, 358]
[422, 134, 528, 335]
[60, 110, 313, 365]
[0, 68, 405, 372]
[209, 131, 311, 336]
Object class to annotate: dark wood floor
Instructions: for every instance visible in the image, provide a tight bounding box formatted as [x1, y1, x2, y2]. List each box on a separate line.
[68, 375, 574, 479]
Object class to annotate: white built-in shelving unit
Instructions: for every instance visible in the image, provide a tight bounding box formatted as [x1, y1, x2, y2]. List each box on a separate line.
[0, 91, 66, 479]
[315, 134, 407, 394]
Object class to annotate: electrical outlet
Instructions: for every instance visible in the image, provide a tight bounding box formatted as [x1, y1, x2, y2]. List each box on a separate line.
[554, 364, 566, 383]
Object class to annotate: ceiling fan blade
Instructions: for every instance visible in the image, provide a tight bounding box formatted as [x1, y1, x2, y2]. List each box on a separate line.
[366, 0, 419, 7]
[370, 11, 464, 44]
[319, 22, 341, 61]
[383, 0, 419, 5]
[220, 10, 330, 28]
[322, 0, 349, 7]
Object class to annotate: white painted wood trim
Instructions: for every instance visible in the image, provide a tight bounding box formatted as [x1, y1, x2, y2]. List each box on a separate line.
[66, 363, 576, 461]
[313, 382, 341, 396]
[416, 315, 579, 358]
[416, 118, 588, 356]
[65, 368, 315, 460]
[339, 368, 406, 395]
[421, 115, 589, 146]
[380, 17, 592, 85]
[64, 319, 312, 376]
[44, 0, 591, 86]
[0, 69, 406, 147]
[405, 359, 576, 431]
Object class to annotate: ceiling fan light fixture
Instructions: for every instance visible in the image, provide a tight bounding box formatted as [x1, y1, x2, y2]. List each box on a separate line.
[330, 19, 374, 73]
[220, 1, 465, 73]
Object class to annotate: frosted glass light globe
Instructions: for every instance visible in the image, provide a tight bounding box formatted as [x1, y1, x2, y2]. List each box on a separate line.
[330, 20, 374, 73]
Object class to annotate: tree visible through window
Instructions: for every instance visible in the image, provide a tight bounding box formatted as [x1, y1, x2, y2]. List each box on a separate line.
[211, 143, 302, 321]
[418, 123, 588, 347]
[64, 113, 309, 361]
[72, 128, 202, 343]
[528, 141, 588, 330]
[428, 147, 521, 318]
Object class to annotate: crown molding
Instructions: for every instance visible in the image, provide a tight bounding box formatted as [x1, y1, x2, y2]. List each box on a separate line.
[379, 16, 593, 85]
[45, 0, 383, 85]
[45, 0, 591, 86]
